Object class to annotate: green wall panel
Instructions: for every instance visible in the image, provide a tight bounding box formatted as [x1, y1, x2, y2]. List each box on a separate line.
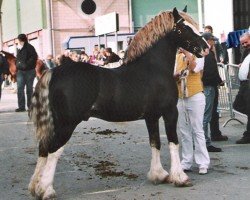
[19, 0, 44, 33]
[1, 0, 45, 42]
[132, 0, 199, 31]
[1, 0, 19, 41]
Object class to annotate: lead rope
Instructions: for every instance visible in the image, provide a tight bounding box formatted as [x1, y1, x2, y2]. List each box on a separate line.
[179, 68, 189, 124]
[179, 68, 189, 98]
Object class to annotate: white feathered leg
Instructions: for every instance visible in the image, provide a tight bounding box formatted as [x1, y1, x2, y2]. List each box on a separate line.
[169, 142, 192, 187]
[35, 147, 64, 199]
[28, 157, 47, 196]
[147, 147, 170, 184]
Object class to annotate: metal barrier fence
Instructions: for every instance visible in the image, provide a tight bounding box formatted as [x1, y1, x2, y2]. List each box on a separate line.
[217, 63, 246, 127]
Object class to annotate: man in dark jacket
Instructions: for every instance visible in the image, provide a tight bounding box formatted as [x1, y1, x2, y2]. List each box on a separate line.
[15, 34, 37, 112]
[204, 26, 229, 141]
[202, 32, 224, 152]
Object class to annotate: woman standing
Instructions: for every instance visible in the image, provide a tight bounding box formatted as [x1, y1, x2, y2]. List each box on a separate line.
[175, 48, 210, 175]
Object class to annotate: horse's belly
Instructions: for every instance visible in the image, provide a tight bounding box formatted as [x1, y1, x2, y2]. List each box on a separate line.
[90, 104, 145, 122]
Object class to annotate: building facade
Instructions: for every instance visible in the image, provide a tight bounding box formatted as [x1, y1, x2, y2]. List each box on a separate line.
[0, 0, 248, 62]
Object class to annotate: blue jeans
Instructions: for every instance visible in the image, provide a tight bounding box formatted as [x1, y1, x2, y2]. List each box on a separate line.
[203, 86, 215, 147]
[16, 69, 36, 109]
[0, 75, 2, 100]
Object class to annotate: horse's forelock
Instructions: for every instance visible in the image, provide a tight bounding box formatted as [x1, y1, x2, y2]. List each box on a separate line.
[125, 11, 198, 64]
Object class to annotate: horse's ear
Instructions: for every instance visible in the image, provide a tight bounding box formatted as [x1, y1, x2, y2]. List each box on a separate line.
[173, 7, 182, 22]
[183, 5, 187, 13]
[173, 7, 178, 16]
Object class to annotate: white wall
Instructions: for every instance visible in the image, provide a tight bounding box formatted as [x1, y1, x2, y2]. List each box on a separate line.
[203, 0, 233, 39]
[198, 0, 234, 62]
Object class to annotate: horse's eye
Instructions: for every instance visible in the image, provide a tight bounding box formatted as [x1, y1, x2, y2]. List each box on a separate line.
[178, 30, 181, 34]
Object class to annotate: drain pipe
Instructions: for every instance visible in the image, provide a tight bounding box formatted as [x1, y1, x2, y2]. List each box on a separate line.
[45, 0, 55, 56]
[198, 0, 205, 31]
[0, 11, 3, 50]
[128, 0, 133, 33]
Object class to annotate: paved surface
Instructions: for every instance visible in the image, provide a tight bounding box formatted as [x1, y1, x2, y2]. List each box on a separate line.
[1, 88, 250, 200]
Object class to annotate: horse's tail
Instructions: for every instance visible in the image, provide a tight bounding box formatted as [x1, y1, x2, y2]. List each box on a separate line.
[29, 70, 54, 149]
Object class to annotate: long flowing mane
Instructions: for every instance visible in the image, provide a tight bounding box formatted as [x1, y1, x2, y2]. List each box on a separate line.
[124, 10, 198, 64]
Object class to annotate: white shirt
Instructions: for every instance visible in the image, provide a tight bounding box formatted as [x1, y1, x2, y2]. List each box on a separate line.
[193, 57, 205, 73]
[174, 56, 204, 74]
[238, 53, 250, 81]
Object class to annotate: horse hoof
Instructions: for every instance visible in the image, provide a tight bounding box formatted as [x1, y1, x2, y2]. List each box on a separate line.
[147, 169, 170, 184]
[175, 179, 193, 187]
[163, 175, 172, 184]
[28, 182, 36, 197]
[42, 186, 56, 200]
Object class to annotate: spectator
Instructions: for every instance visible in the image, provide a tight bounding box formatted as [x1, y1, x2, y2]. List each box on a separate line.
[204, 25, 226, 63]
[204, 26, 229, 141]
[175, 48, 210, 175]
[80, 49, 89, 63]
[93, 44, 99, 52]
[233, 32, 250, 144]
[240, 32, 250, 61]
[0, 73, 3, 100]
[124, 36, 133, 59]
[44, 54, 56, 69]
[69, 50, 80, 62]
[80, 54, 90, 63]
[126, 36, 133, 49]
[15, 33, 37, 112]
[99, 47, 105, 59]
[55, 54, 63, 66]
[202, 32, 224, 152]
[220, 31, 229, 64]
[63, 49, 70, 57]
[3, 74, 10, 87]
[89, 50, 101, 65]
[103, 48, 120, 65]
[0, 53, 9, 100]
[80, 48, 86, 55]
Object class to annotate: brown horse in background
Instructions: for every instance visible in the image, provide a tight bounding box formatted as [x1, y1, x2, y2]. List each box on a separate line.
[0, 50, 47, 82]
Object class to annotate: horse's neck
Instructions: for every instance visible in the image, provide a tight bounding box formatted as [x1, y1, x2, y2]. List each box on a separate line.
[135, 37, 177, 74]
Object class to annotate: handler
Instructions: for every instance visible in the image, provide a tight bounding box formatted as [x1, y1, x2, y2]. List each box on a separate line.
[174, 48, 210, 175]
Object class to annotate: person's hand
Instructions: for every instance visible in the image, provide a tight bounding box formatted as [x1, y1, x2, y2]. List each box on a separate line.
[219, 56, 224, 63]
[173, 72, 181, 80]
[219, 81, 225, 86]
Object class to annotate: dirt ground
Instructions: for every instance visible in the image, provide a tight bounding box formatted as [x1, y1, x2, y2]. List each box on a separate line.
[1, 89, 250, 200]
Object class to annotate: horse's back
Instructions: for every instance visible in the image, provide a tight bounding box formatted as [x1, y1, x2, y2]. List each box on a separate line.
[49, 62, 102, 122]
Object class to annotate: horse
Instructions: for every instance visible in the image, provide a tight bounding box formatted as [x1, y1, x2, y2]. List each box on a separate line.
[0, 51, 17, 82]
[29, 8, 209, 199]
[0, 50, 47, 82]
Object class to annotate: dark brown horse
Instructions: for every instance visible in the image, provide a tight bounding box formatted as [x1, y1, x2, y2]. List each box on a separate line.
[0, 50, 47, 81]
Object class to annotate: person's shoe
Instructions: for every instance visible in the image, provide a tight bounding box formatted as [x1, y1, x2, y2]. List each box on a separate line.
[236, 137, 250, 144]
[15, 108, 26, 112]
[207, 145, 222, 152]
[211, 134, 228, 141]
[199, 168, 208, 175]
